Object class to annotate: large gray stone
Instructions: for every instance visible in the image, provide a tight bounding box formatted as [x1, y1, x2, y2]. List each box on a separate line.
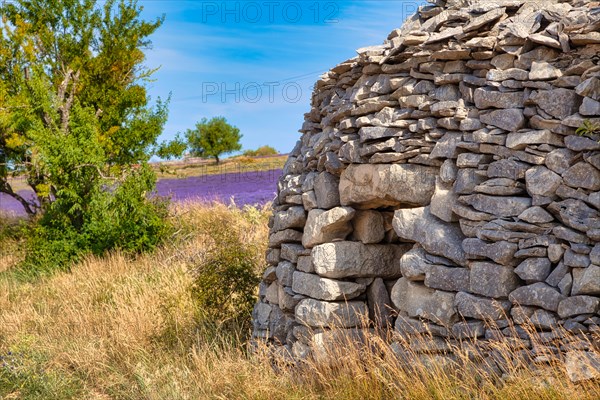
[352, 210, 385, 244]
[462, 238, 518, 265]
[339, 164, 438, 209]
[547, 199, 600, 233]
[514, 258, 552, 283]
[487, 159, 529, 180]
[425, 265, 470, 292]
[272, 206, 307, 232]
[529, 61, 562, 80]
[564, 135, 600, 152]
[464, 7, 505, 32]
[391, 278, 457, 325]
[366, 278, 394, 328]
[565, 351, 600, 383]
[557, 296, 600, 318]
[529, 88, 580, 119]
[490, 54, 515, 70]
[430, 177, 459, 222]
[474, 178, 525, 196]
[480, 109, 525, 131]
[474, 88, 524, 109]
[518, 207, 554, 224]
[529, 309, 558, 330]
[524, 166, 562, 197]
[297, 255, 314, 273]
[312, 241, 409, 279]
[545, 148, 577, 174]
[575, 78, 600, 101]
[580, 97, 600, 116]
[280, 243, 305, 263]
[469, 262, 521, 299]
[292, 271, 366, 301]
[562, 162, 600, 191]
[314, 172, 341, 209]
[295, 298, 368, 328]
[276, 261, 296, 286]
[358, 126, 403, 142]
[399, 246, 447, 281]
[429, 132, 463, 159]
[269, 229, 303, 247]
[508, 283, 565, 312]
[393, 206, 467, 265]
[564, 249, 590, 268]
[440, 159, 458, 183]
[460, 194, 531, 217]
[506, 130, 563, 150]
[571, 265, 600, 296]
[487, 68, 528, 81]
[455, 291, 512, 320]
[452, 321, 485, 339]
[302, 207, 355, 248]
[454, 168, 488, 194]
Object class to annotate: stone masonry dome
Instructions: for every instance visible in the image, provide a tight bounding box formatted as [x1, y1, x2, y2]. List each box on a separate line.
[253, 0, 600, 369]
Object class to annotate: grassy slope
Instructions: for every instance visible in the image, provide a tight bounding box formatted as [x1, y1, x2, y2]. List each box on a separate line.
[152, 155, 287, 180]
[0, 204, 599, 399]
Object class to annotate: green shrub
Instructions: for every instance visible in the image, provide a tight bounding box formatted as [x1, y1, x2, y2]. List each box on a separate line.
[19, 226, 83, 278]
[83, 165, 170, 255]
[189, 207, 264, 328]
[192, 238, 260, 325]
[18, 165, 170, 278]
[242, 145, 278, 157]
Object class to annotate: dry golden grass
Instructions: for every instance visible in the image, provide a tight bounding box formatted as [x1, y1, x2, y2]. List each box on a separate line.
[0, 203, 598, 399]
[0, 214, 25, 272]
[153, 156, 286, 179]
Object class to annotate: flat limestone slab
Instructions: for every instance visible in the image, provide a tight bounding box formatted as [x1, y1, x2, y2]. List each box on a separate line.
[339, 164, 438, 209]
[312, 241, 411, 279]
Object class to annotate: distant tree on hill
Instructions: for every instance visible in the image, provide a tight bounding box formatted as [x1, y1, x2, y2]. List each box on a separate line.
[243, 145, 278, 157]
[185, 117, 242, 164]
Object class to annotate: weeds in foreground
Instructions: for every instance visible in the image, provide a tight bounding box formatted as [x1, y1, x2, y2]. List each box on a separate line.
[0, 203, 598, 399]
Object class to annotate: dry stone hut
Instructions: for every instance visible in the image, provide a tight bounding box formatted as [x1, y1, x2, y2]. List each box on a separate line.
[252, 0, 600, 377]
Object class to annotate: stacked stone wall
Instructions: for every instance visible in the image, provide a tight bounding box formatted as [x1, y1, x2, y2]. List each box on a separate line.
[253, 0, 600, 372]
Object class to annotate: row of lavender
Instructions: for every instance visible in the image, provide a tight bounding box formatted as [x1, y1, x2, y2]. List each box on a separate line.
[0, 169, 281, 216]
[253, 0, 600, 380]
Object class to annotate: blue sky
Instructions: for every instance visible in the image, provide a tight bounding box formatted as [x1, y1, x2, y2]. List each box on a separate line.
[140, 1, 423, 155]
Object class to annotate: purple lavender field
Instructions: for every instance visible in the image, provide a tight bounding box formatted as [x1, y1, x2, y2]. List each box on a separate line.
[0, 190, 38, 217]
[0, 169, 282, 217]
[156, 169, 281, 206]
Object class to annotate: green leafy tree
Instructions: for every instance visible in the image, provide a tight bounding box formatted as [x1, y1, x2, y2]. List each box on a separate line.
[185, 117, 242, 164]
[0, 0, 174, 273]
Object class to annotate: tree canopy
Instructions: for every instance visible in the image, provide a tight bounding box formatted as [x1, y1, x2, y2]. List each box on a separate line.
[0, 0, 173, 272]
[185, 117, 242, 164]
[0, 0, 168, 216]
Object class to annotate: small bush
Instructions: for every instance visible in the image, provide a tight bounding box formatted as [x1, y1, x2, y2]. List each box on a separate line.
[18, 165, 170, 278]
[191, 235, 260, 324]
[186, 204, 267, 329]
[242, 145, 278, 157]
